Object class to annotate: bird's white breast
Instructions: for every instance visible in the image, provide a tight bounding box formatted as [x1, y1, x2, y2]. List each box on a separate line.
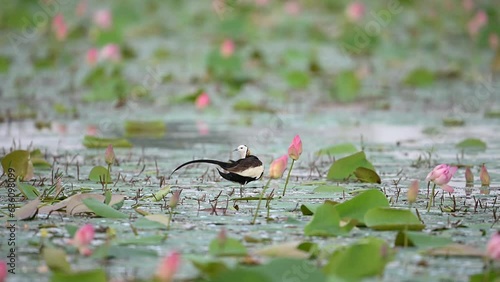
[237, 165, 264, 179]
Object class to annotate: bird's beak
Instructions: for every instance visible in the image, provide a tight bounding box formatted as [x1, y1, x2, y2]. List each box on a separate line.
[233, 148, 238, 152]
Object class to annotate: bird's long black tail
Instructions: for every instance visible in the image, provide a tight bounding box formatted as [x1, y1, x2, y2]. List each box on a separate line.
[170, 159, 232, 177]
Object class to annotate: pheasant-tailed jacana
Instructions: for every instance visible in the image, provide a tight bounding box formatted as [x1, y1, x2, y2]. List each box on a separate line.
[170, 145, 264, 196]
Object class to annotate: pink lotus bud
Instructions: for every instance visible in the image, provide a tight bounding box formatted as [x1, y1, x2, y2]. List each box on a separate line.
[288, 135, 303, 160]
[487, 231, 500, 260]
[489, 33, 499, 50]
[269, 155, 288, 179]
[195, 92, 210, 110]
[93, 9, 113, 30]
[220, 39, 235, 58]
[155, 251, 181, 282]
[480, 164, 490, 186]
[86, 48, 99, 66]
[465, 167, 474, 184]
[169, 190, 181, 208]
[346, 2, 366, 22]
[425, 164, 457, 193]
[100, 44, 121, 62]
[407, 180, 419, 204]
[70, 224, 95, 256]
[0, 260, 6, 282]
[52, 14, 68, 41]
[284, 1, 301, 16]
[468, 10, 488, 37]
[105, 144, 115, 165]
[76, 0, 88, 17]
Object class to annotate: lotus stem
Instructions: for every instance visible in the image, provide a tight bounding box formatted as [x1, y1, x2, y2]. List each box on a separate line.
[427, 183, 436, 212]
[282, 159, 295, 196]
[252, 178, 272, 225]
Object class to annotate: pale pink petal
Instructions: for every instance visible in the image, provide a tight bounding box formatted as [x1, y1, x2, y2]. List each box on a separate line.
[441, 184, 454, 193]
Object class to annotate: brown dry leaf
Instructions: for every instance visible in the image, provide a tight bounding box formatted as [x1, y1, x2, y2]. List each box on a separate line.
[144, 214, 171, 227]
[15, 198, 41, 220]
[254, 241, 310, 259]
[423, 243, 484, 257]
[38, 193, 125, 216]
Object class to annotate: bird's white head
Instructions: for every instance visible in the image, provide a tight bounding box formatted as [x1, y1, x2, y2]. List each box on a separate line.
[235, 145, 249, 159]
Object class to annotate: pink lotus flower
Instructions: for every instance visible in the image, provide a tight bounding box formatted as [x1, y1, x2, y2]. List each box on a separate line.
[425, 164, 458, 193]
[195, 92, 210, 110]
[86, 48, 99, 65]
[93, 9, 113, 30]
[480, 164, 490, 186]
[155, 251, 181, 282]
[52, 14, 68, 41]
[220, 39, 235, 58]
[100, 44, 121, 62]
[487, 232, 500, 260]
[69, 224, 95, 256]
[288, 135, 303, 160]
[105, 144, 115, 165]
[465, 167, 474, 184]
[0, 260, 6, 282]
[346, 2, 366, 22]
[269, 155, 288, 179]
[284, 1, 301, 16]
[76, 0, 88, 17]
[407, 180, 419, 204]
[468, 10, 487, 37]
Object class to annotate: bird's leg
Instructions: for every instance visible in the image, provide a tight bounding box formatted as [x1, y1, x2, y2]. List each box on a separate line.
[239, 185, 244, 198]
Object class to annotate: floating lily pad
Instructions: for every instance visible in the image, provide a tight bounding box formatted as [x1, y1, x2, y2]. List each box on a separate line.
[364, 207, 425, 231]
[283, 70, 310, 89]
[316, 143, 358, 156]
[88, 166, 112, 183]
[334, 189, 389, 226]
[124, 120, 166, 137]
[327, 151, 375, 181]
[42, 247, 71, 274]
[353, 167, 381, 184]
[324, 237, 392, 281]
[331, 70, 361, 102]
[304, 201, 354, 237]
[83, 135, 132, 148]
[1, 150, 34, 181]
[395, 231, 453, 248]
[456, 138, 487, 152]
[51, 269, 107, 282]
[82, 198, 128, 219]
[423, 243, 484, 257]
[443, 118, 465, 127]
[209, 237, 247, 257]
[404, 68, 435, 87]
[233, 100, 275, 113]
[313, 185, 347, 193]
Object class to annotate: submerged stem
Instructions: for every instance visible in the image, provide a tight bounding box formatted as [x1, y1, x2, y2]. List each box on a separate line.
[252, 178, 272, 225]
[427, 183, 436, 212]
[282, 159, 295, 196]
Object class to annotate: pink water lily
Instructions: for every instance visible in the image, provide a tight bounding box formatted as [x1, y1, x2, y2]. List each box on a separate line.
[86, 48, 99, 65]
[288, 135, 302, 160]
[346, 2, 365, 22]
[52, 14, 68, 41]
[487, 232, 500, 260]
[0, 260, 6, 282]
[425, 164, 457, 193]
[69, 224, 95, 256]
[100, 44, 121, 62]
[407, 180, 419, 204]
[195, 92, 210, 110]
[480, 164, 490, 186]
[220, 39, 235, 58]
[93, 9, 113, 30]
[269, 155, 288, 179]
[155, 251, 181, 282]
[105, 144, 115, 165]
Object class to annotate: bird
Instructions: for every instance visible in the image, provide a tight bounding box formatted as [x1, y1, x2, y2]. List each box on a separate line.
[170, 145, 264, 196]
